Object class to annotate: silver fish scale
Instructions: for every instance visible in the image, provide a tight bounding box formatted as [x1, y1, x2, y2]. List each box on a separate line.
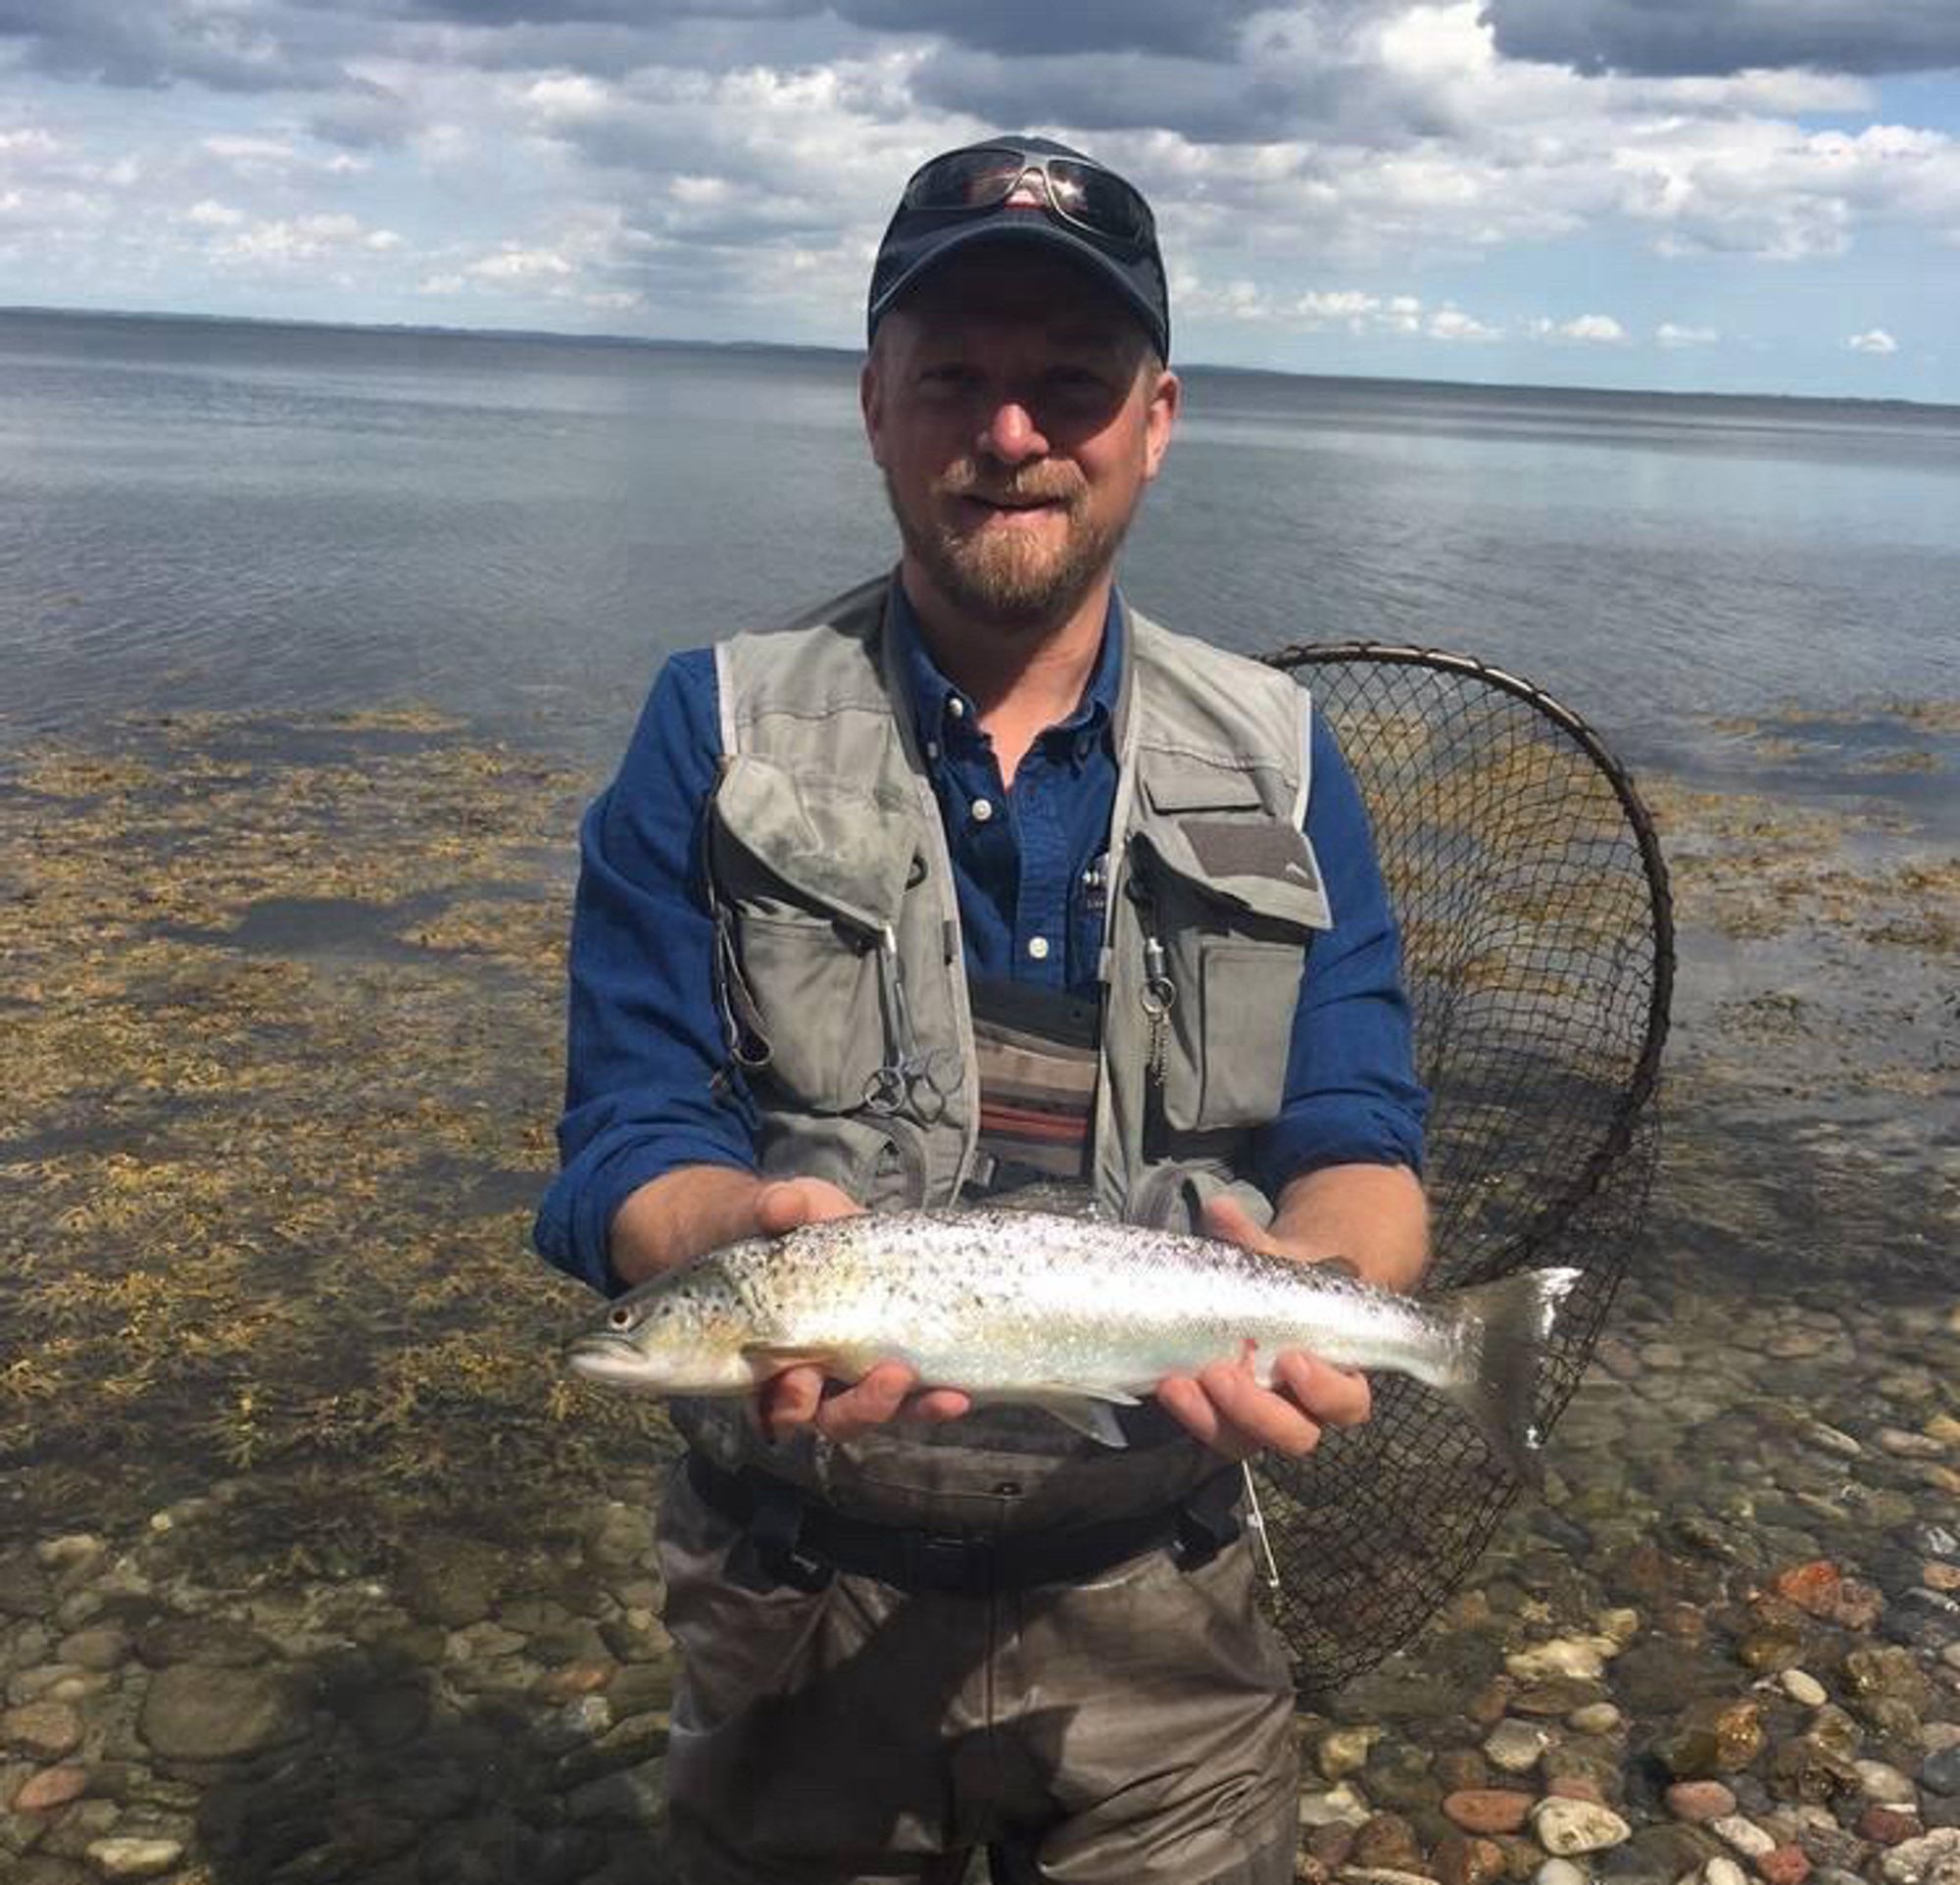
[704, 1208, 1452, 1396]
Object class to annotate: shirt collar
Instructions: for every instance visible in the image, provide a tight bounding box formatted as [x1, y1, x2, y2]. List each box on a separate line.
[889, 579, 1125, 751]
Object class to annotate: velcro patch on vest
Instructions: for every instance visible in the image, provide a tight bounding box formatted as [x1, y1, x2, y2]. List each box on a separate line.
[1179, 818, 1320, 894]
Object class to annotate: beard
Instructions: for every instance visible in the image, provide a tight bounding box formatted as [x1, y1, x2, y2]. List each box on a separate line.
[883, 462, 1131, 633]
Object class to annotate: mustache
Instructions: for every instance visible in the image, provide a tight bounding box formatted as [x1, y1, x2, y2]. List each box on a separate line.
[937, 465, 1083, 507]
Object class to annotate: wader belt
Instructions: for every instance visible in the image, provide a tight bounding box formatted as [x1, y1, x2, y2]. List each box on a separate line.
[688, 1453, 1243, 1597]
[967, 976, 1101, 1192]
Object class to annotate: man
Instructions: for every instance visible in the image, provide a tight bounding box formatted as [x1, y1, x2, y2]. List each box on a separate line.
[538, 135, 1429, 1885]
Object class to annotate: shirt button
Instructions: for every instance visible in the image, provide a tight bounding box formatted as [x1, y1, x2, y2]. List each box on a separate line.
[948, 697, 967, 719]
[1026, 936, 1050, 962]
[925, 740, 940, 760]
[971, 798, 994, 823]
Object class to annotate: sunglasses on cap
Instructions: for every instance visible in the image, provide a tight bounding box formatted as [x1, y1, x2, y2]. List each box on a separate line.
[899, 145, 1157, 257]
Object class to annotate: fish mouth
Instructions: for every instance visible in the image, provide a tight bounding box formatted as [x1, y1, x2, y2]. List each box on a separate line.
[564, 1335, 652, 1384]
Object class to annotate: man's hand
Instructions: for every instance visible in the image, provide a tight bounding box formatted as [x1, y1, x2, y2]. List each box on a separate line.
[749, 1178, 973, 1445]
[1152, 1194, 1375, 1463]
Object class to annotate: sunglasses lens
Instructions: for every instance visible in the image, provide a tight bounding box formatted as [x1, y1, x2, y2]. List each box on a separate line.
[906, 148, 1025, 213]
[1052, 161, 1152, 247]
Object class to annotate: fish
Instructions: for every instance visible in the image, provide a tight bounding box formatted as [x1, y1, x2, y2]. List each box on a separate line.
[565, 1208, 1583, 1479]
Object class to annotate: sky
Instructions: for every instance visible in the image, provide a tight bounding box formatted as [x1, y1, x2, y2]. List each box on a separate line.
[2, 1, 1957, 401]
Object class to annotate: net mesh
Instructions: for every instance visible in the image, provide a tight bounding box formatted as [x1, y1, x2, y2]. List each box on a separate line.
[1253, 644, 1674, 1692]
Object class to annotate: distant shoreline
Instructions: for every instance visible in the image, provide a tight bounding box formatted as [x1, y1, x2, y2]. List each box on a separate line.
[4, 300, 1954, 421]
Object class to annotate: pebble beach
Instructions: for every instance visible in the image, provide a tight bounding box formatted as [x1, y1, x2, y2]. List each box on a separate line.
[1, 698, 1955, 1885]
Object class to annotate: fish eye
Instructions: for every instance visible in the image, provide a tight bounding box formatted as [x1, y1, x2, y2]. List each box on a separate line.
[607, 1306, 633, 1329]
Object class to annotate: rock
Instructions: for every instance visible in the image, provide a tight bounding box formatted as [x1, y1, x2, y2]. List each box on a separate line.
[11, 1765, 89, 1811]
[396, 1540, 503, 1630]
[1924, 1747, 1960, 1798]
[1435, 1835, 1507, 1885]
[1844, 1648, 1935, 1718]
[0, 1552, 52, 1619]
[1567, 1704, 1622, 1736]
[55, 1630, 128, 1674]
[1654, 1700, 1769, 1779]
[1363, 1745, 1442, 1814]
[1443, 1792, 1533, 1836]
[598, 1611, 672, 1664]
[1531, 1799, 1631, 1856]
[1781, 1670, 1828, 1708]
[1710, 1815, 1776, 1858]
[1511, 1680, 1605, 1719]
[137, 1662, 310, 1761]
[1774, 1564, 1846, 1618]
[1759, 1847, 1812, 1885]
[1506, 1641, 1608, 1683]
[1321, 1727, 1385, 1782]
[1351, 1812, 1425, 1872]
[1, 1702, 82, 1760]
[1703, 1860, 1748, 1885]
[81, 1838, 184, 1880]
[564, 1750, 666, 1830]
[1667, 1782, 1739, 1823]
[1437, 1750, 1492, 1795]
[1879, 1829, 1960, 1885]
[1535, 1862, 1588, 1885]
[583, 1503, 654, 1578]
[1858, 1761, 1921, 1806]
[1767, 1738, 1862, 1807]
[132, 1617, 273, 1668]
[1861, 1808, 1926, 1848]
[1485, 1723, 1548, 1774]
[1299, 1785, 1373, 1829]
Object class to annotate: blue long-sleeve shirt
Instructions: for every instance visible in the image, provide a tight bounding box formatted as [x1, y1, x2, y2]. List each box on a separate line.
[536, 588, 1427, 1295]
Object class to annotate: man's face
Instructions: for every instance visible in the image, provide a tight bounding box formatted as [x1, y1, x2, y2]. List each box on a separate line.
[861, 247, 1179, 634]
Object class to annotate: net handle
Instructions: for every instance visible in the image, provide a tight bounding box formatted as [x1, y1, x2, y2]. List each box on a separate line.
[1261, 640, 1677, 1264]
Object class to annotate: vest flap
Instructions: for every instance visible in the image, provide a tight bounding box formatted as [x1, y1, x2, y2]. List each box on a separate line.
[1141, 769, 1265, 815]
[1136, 818, 1332, 931]
[712, 754, 917, 934]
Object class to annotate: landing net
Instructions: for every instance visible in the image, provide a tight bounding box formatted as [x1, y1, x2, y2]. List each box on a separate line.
[1255, 644, 1674, 1691]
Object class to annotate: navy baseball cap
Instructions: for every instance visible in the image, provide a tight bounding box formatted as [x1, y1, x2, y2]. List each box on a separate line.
[867, 136, 1171, 362]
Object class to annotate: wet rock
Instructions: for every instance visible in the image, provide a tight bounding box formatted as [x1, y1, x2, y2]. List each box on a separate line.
[1807, 1707, 1863, 1763]
[1, 1702, 82, 1761]
[55, 1629, 128, 1673]
[1535, 1861, 1588, 1885]
[1364, 1745, 1442, 1814]
[1879, 1829, 1960, 1885]
[1856, 1761, 1920, 1806]
[598, 1611, 671, 1665]
[1667, 1781, 1738, 1823]
[1506, 1641, 1608, 1683]
[1443, 1792, 1533, 1836]
[137, 1663, 311, 1761]
[1351, 1812, 1425, 1872]
[396, 1540, 503, 1630]
[1775, 1564, 1848, 1619]
[1767, 1738, 1863, 1807]
[582, 1503, 654, 1579]
[1435, 1833, 1507, 1885]
[1924, 1747, 1960, 1797]
[1299, 1785, 1373, 1829]
[0, 1553, 53, 1620]
[1781, 1670, 1828, 1708]
[1885, 1589, 1960, 1653]
[11, 1765, 89, 1811]
[1531, 1799, 1631, 1856]
[1710, 1814, 1776, 1858]
[82, 1837, 185, 1879]
[1320, 1727, 1385, 1782]
[1567, 1704, 1622, 1736]
[1862, 1808, 1927, 1848]
[1653, 1700, 1768, 1779]
[1759, 1845, 1812, 1885]
[133, 1617, 273, 1668]
[1703, 1859, 1748, 1885]
[1484, 1723, 1547, 1774]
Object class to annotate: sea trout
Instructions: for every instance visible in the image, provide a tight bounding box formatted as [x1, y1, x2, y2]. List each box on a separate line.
[566, 1208, 1581, 1478]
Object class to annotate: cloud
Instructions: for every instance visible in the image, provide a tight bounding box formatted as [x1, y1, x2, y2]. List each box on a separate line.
[1847, 328, 1898, 355]
[1429, 303, 1502, 341]
[1482, 0, 1960, 79]
[1656, 322, 1719, 347]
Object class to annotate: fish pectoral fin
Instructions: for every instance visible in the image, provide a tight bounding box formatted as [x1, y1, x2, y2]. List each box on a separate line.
[970, 1386, 1140, 1449]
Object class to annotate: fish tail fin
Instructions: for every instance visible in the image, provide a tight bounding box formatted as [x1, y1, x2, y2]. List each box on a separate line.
[1433, 1265, 1584, 1489]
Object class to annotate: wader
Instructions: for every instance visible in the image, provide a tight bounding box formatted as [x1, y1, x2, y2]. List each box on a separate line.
[663, 576, 1334, 1882]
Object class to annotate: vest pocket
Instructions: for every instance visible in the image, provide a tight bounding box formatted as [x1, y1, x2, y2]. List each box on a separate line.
[1132, 823, 1330, 1134]
[710, 756, 920, 1115]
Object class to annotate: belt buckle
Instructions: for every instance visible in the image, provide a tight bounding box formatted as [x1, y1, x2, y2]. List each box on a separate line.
[914, 1530, 991, 1595]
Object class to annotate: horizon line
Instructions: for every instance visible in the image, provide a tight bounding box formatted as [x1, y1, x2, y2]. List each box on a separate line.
[2, 300, 1951, 419]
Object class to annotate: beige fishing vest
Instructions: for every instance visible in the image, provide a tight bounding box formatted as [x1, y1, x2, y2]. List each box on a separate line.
[684, 574, 1334, 1530]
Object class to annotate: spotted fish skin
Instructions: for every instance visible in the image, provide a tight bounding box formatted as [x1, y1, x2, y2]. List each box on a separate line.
[565, 1208, 1580, 1474]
